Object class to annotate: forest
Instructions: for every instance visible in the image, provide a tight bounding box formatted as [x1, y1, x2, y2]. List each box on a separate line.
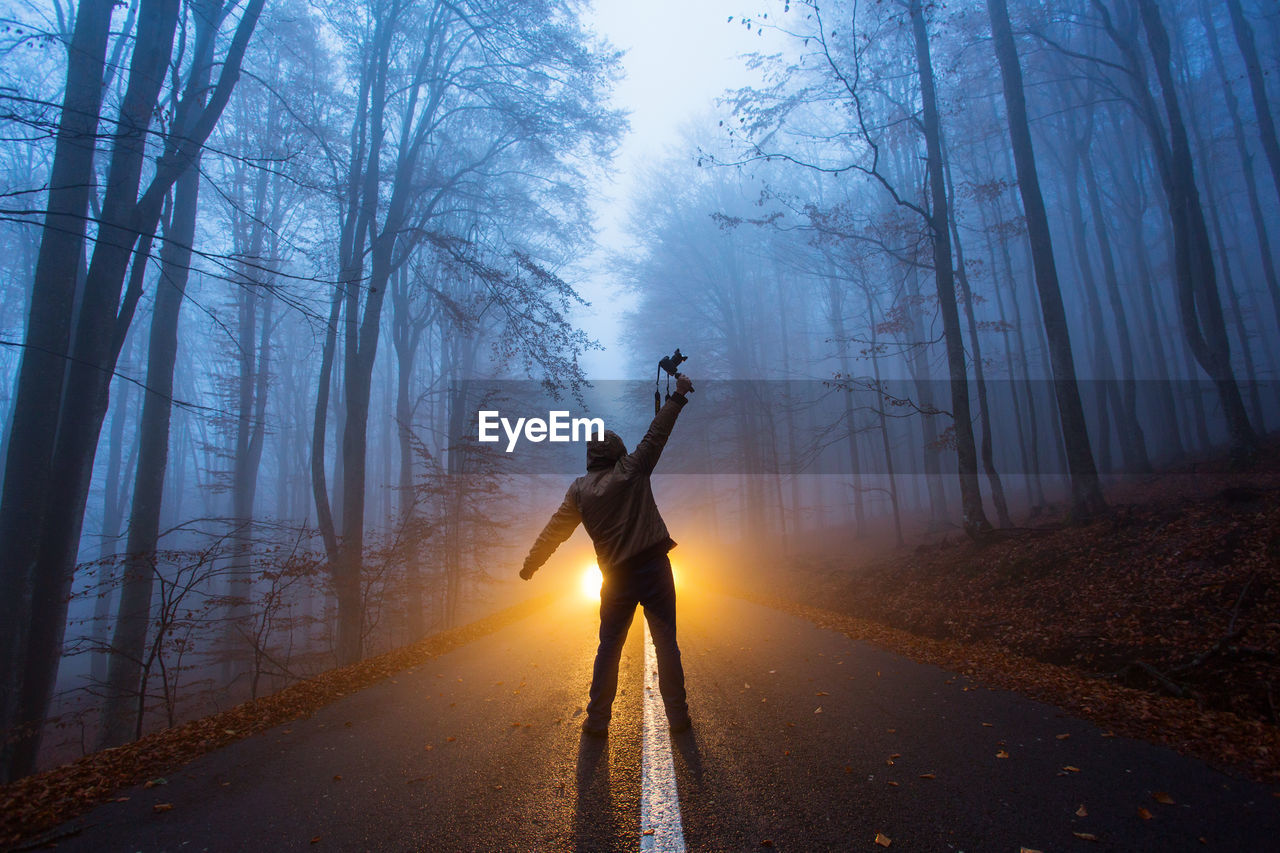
[0, 0, 1276, 787]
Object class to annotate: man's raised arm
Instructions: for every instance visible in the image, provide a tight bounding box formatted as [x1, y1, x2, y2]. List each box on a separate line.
[632, 373, 694, 475]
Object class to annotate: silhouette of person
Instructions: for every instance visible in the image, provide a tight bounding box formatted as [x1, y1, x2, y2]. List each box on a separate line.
[519, 373, 694, 736]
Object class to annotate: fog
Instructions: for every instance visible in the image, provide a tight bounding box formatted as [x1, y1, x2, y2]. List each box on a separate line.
[0, 0, 1276, 779]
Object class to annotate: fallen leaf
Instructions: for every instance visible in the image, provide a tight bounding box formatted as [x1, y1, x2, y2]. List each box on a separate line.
[1020, 848, 1044, 853]
[816, 691, 829, 696]
[1063, 765, 1081, 772]
[332, 774, 342, 781]
[1073, 831, 1098, 842]
[424, 744, 433, 751]
[982, 722, 993, 727]
[814, 707, 823, 714]
[152, 803, 173, 813]
[886, 759, 895, 766]
[889, 753, 901, 759]
[875, 832, 892, 847]
[310, 835, 321, 844]
[1137, 807, 1153, 820]
[446, 736, 456, 742]
[919, 772, 936, 780]
[1076, 804, 1088, 817]
[887, 781, 899, 787]
[996, 749, 1010, 759]
[642, 829, 655, 836]
[1056, 733, 1070, 740]
[1153, 791, 1174, 805]
[844, 765, 853, 773]
[144, 778, 167, 789]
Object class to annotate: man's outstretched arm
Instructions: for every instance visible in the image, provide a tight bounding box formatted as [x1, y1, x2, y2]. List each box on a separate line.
[520, 487, 582, 580]
[632, 373, 694, 475]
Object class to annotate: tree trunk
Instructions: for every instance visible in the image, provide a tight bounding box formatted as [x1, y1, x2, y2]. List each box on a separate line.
[1224, 0, 1280, 212]
[987, 0, 1105, 519]
[943, 140, 1012, 527]
[1135, 0, 1257, 458]
[98, 157, 201, 749]
[0, 0, 113, 782]
[909, 0, 991, 538]
[1201, 0, 1280, 347]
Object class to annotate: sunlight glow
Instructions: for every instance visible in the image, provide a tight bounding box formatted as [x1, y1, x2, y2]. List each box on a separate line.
[581, 564, 603, 600]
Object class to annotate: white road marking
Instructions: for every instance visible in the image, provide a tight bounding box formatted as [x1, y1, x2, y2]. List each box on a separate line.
[641, 620, 687, 852]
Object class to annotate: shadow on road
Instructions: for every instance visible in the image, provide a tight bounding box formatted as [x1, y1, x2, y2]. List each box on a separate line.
[671, 727, 704, 788]
[573, 732, 621, 851]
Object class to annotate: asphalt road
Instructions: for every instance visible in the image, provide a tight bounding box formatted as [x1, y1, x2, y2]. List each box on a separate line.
[42, 586, 1280, 852]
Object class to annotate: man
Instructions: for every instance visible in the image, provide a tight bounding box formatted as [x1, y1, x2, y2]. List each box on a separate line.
[519, 373, 694, 737]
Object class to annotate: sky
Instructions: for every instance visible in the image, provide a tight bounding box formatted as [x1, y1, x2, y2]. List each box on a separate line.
[574, 0, 778, 379]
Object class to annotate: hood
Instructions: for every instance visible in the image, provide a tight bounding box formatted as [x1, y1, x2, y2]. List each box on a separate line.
[586, 430, 627, 470]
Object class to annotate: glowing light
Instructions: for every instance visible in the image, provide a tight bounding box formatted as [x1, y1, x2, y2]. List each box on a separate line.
[581, 564, 603, 600]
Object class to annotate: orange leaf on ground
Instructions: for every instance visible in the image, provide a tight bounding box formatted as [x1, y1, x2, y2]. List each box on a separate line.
[1075, 804, 1088, 817]
[1137, 807, 1153, 820]
[1153, 791, 1175, 805]
[919, 773, 936, 780]
[875, 832, 892, 847]
[1073, 831, 1099, 841]
[152, 803, 173, 813]
[1055, 733, 1070, 740]
[996, 749, 1010, 759]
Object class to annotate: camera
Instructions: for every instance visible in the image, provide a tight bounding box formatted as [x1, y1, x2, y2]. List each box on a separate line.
[658, 348, 687, 378]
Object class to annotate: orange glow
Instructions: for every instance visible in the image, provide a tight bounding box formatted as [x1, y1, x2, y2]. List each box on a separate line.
[580, 564, 603, 600]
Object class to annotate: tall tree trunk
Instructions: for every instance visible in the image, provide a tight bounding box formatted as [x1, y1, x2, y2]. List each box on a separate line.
[864, 288, 904, 546]
[910, 0, 991, 537]
[90, 360, 137, 688]
[1079, 125, 1152, 473]
[987, 0, 1106, 519]
[98, 158, 201, 749]
[903, 268, 949, 527]
[0, 0, 113, 782]
[826, 280, 866, 538]
[977, 190, 1045, 510]
[1224, 0, 1280, 212]
[1134, 0, 1257, 458]
[943, 141, 1012, 527]
[1201, 0, 1280, 343]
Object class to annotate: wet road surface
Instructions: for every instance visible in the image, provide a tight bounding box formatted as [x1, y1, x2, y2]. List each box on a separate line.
[45, 589, 1280, 851]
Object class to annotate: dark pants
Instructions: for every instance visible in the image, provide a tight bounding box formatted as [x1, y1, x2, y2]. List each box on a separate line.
[586, 554, 688, 726]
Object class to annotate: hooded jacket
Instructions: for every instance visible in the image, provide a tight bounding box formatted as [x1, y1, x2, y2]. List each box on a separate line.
[522, 392, 688, 577]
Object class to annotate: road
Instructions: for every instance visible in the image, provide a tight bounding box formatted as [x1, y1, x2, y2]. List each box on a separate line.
[44, 585, 1280, 851]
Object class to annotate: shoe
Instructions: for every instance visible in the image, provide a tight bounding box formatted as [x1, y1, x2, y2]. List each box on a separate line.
[581, 720, 609, 737]
[668, 715, 692, 734]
